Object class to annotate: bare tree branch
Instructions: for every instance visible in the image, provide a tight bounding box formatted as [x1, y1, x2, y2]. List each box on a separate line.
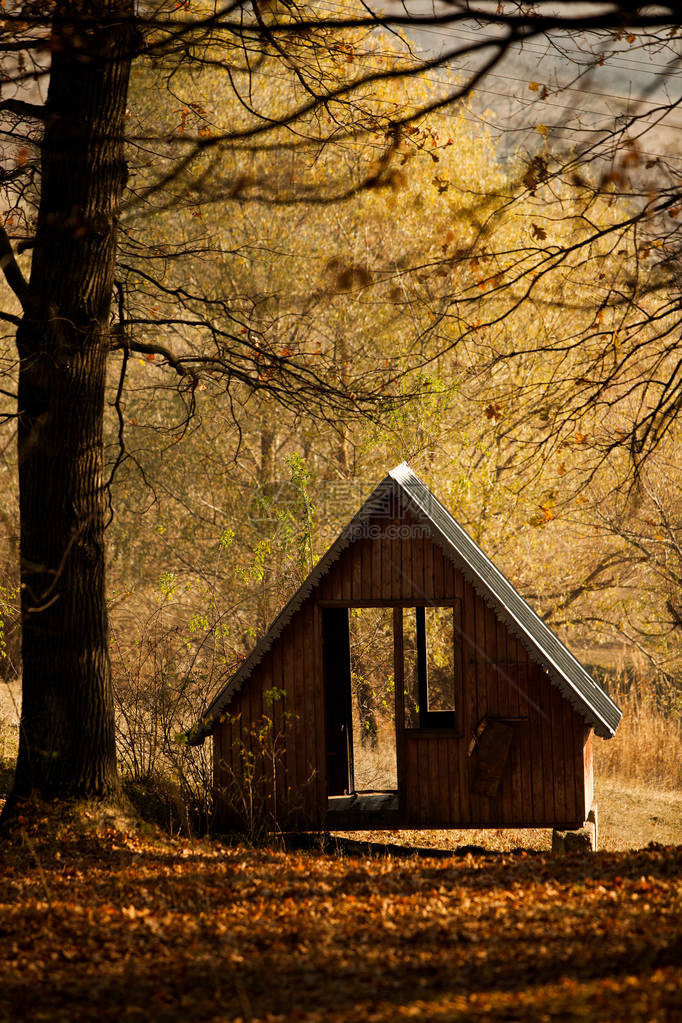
[0, 99, 47, 121]
[0, 223, 28, 310]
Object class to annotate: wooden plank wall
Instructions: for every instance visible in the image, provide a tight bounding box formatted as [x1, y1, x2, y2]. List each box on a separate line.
[213, 605, 327, 831]
[450, 564, 587, 827]
[214, 505, 589, 830]
[404, 733, 460, 826]
[315, 511, 458, 604]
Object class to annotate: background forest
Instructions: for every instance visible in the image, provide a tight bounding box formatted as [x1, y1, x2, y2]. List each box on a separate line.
[1, 2, 681, 831]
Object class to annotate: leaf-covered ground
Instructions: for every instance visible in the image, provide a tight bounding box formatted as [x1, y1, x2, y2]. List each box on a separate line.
[0, 809, 680, 1023]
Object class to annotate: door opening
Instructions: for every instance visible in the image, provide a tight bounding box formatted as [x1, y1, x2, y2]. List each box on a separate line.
[322, 607, 354, 796]
[323, 605, 398, 798]
[348, 607, 397, 791]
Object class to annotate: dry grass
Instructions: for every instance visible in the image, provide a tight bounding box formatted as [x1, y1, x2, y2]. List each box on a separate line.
[352, 715, 398, 791]
[595, 776, 682, 850]
[594, 683, 682, 790]
[0, 680, 19, 756]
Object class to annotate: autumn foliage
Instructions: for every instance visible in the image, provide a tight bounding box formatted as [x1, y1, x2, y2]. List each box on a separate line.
[0, 808, 679, 1022]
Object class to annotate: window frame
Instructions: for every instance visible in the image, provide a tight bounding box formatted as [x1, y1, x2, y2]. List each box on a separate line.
[319, 599, 462, 736]
[412, 605, 458, 730]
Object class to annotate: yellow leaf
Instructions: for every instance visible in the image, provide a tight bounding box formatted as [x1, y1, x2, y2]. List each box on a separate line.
[529, 81, 540, 92]
[536, 124, 549, 136]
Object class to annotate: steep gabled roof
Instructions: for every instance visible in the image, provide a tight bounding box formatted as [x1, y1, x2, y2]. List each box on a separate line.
[189, 463, 621, 744]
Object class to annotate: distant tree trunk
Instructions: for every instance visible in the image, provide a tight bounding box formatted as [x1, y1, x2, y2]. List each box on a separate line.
[260, 421, 276, 485]
[334, 335, 350, 475]
[353, 675, 378, 750]
[9, 1, 135, 801]
[335, 430, 349, 476]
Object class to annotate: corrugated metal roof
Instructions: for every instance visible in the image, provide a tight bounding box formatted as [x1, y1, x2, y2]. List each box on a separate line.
[389, 463, 621, 739]
[188, 463, 621, 744]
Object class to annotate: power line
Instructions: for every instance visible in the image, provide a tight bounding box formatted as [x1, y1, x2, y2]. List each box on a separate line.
[310, 11, 682, 142]
[318, 0, 682, 77]
[317, 0, 682, 98]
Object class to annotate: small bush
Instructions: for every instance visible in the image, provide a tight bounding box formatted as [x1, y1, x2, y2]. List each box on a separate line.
[123, 774, 194, 835]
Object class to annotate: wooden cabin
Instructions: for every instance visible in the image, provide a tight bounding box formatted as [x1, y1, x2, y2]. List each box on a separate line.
[189, 464, 621, 835]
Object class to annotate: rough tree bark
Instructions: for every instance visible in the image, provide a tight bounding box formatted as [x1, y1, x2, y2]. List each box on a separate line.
[8, 1, 135, 803]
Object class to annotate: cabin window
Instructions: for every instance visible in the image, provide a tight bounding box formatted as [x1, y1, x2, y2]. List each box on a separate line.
[404, 606, 457, 729]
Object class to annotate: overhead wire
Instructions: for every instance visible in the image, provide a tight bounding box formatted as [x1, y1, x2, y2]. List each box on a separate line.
[316, 0, 682, 121]
[319, 0, 682, 76]
[297, 2, 682, 154]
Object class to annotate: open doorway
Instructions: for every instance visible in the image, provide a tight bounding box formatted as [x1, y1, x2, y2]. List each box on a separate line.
[322, 605, 397, 797]
[348, 607, 397, 791]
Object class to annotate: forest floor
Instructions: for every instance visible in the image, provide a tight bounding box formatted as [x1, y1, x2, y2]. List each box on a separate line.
[0, 800, 680, 1022]
[2, 677, 680, 1021]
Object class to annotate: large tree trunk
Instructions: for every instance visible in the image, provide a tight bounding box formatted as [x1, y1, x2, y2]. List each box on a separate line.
[10, 1, 134, 800]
